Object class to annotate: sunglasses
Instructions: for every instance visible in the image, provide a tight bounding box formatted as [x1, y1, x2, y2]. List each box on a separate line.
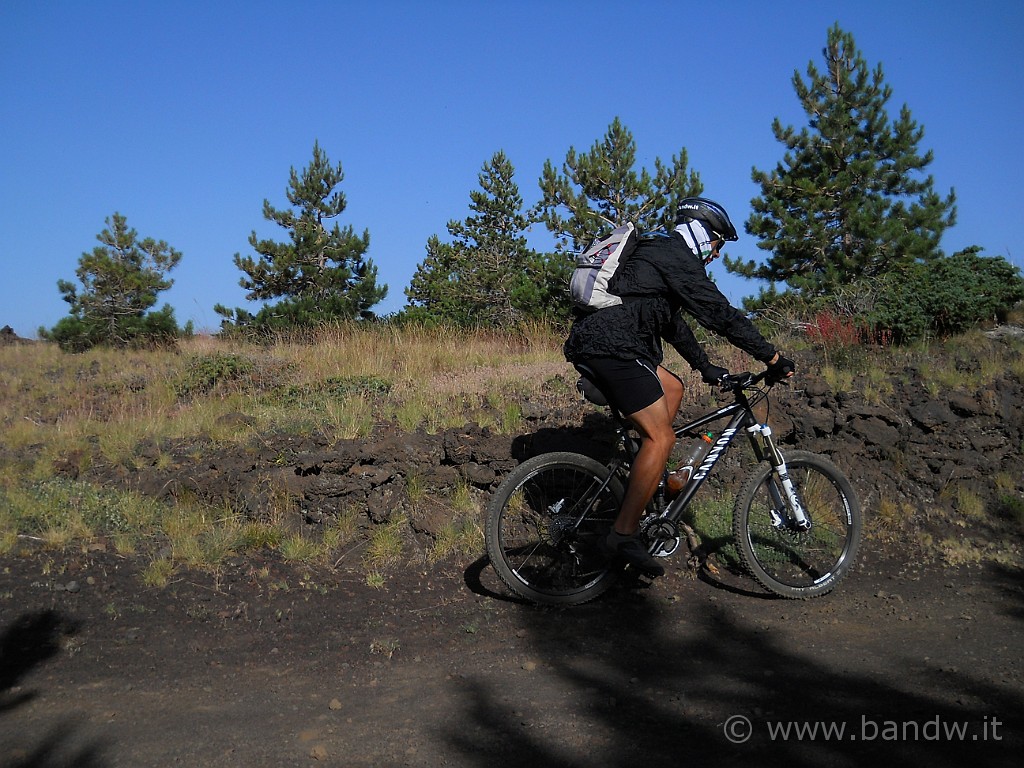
[703, 239, 726, 265]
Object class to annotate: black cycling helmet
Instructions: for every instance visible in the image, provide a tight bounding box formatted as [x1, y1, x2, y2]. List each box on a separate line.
[675, 197, 739, 242]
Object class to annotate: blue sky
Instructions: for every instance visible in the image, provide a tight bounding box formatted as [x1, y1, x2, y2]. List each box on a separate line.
[2, 0, 1021, 338]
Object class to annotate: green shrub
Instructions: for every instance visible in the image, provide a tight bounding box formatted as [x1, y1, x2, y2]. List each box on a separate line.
[41, 304, 186, 352]
[175, 353, 255, 398]
[994, 494, 1024, 525]
[870, 249, 1024, 342]
[4, 478, 164, 540]
[326, 375, 392, 397]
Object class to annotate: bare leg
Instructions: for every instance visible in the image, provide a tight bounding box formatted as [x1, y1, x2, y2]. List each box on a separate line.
[613, 366, 683, 534]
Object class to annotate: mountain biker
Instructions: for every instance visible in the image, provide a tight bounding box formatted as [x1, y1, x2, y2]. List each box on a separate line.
[563, 196, 795, 578]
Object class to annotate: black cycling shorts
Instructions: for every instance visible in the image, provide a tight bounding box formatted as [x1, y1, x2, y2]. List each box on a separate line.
[574, 357, 675, 415]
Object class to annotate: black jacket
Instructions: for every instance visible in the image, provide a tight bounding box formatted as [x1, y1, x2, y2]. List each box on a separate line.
[563, 230, 776, 370]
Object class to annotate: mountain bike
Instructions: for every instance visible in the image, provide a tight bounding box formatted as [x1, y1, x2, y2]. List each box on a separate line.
[485, 368, 862, 605]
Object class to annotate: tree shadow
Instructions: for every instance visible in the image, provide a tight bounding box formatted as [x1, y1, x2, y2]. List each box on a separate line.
[990, 560, 1024, 621]
[444, 570, 1022, 767]
[0, 610, 75, 713]
[0, 610, 109, 767]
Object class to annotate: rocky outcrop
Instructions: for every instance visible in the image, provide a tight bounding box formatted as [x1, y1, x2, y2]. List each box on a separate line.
[0, 325, 25, 345]
[68, 359, 1024, 555]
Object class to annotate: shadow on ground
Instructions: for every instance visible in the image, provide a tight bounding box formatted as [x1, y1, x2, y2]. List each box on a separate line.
[449, 563, 1023, 768]
[0, 610, 108, 767]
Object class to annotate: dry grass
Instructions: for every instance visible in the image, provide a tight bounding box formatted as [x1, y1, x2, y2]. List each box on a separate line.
[3, 317, 1022, 578]
[1, 322, 574, 584]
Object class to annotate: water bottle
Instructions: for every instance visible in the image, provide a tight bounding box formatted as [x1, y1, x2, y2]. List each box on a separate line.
[666, 432, 714, 495]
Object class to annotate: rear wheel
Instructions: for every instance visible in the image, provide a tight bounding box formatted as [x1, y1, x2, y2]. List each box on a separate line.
[485, 452, 622, 605]
[733, 451, 861, 598]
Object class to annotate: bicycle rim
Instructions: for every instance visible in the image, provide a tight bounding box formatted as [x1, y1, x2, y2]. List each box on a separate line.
[734, 451, 861, 598]
[485, 453, 622, 605]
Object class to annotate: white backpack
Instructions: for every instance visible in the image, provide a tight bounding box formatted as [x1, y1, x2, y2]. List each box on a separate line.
[569, 222, 637, 311]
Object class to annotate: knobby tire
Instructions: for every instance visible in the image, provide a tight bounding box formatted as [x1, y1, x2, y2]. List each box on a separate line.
[485, 452, 623, 605]
[733, 450, 862, 598]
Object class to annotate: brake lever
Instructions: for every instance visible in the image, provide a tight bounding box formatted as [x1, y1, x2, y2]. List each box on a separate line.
[764, 375, 792, 387]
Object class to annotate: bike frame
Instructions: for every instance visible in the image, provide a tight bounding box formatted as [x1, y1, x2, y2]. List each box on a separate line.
[611, 373, 810, 531]
[659, 393, 763, 520]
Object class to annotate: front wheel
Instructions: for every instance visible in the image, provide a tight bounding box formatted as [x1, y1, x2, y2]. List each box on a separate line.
[733, 450, 861, 598]
[485, 452, 623, 605]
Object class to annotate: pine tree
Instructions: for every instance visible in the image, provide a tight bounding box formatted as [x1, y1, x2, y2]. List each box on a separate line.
[43, 212, 185, 350]
[534, 117, 702, 253]
[216, 141, 386, 330]
[405, 151, 564, 326]
[728, 24, 956, 304]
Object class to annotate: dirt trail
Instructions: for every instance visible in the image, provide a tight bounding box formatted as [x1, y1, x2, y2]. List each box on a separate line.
[1, 543, 1021, 768]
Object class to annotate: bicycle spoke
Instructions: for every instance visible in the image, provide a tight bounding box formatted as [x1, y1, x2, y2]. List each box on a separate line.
[486, 453, 622, 604]
[734, 451, 861, 598]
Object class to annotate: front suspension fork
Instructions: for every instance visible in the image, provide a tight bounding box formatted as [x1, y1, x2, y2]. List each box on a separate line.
[747, 423, 811, 531]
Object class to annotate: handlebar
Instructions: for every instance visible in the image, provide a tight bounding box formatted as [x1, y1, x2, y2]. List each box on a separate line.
[717, 368, 786, 394]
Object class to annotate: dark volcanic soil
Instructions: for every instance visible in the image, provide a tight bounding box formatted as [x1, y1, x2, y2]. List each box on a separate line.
[1, 541, 1022, 768]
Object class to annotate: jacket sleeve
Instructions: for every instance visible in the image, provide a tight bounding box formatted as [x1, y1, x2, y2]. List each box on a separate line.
[658, 239, 777, 363]
[663, 313, 710, 372]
